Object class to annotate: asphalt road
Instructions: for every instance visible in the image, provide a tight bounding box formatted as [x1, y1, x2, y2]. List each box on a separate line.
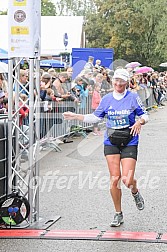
[1, 104, 167, 252]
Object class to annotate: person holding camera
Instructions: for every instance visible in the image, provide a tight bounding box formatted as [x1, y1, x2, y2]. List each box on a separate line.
[63, 68, 149, 227]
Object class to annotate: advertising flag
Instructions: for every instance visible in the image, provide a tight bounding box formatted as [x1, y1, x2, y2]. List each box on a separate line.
[8, 0, 41, 58]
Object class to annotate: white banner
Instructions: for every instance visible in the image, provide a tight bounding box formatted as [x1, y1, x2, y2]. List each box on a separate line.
[8, 0, 41, 58]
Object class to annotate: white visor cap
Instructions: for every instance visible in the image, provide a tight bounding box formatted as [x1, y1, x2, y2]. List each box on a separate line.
[113, 69, 130, 82]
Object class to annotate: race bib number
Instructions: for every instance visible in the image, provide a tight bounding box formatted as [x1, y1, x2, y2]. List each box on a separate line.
[108, 115, 130, 128]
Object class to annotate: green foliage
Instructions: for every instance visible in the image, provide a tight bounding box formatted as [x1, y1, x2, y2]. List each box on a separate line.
[56, 0, 96, 16]
[0, 10, 7, 15]
[41, 0, 57, 16]
[85, 0, 167, 68]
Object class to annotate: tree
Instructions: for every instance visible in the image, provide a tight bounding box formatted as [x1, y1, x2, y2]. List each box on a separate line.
[85, 0, 167, 67]
[41, 0, 57, 16]
[55, 0, 96, 16]
[0, 10, 7, 15]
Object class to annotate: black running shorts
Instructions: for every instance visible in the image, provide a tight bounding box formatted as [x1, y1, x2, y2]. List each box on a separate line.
[104, 145, 138, 160]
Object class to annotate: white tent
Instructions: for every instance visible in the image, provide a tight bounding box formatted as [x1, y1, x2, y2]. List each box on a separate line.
[159, 62, 167, 67]
[0, 15, 84, 56]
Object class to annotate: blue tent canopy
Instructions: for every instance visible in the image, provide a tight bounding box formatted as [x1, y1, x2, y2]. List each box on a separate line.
[0, 48, 8, 60]
[0, 49, 24, 64]
[40, 59, 65, 68]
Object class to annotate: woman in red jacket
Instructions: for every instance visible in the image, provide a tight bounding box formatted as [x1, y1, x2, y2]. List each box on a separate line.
[91, 84, 101, 135]
[19, 93, 29, 126]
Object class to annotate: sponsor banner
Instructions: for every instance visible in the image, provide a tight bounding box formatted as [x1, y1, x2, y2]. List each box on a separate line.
[8, 0, 41, 58]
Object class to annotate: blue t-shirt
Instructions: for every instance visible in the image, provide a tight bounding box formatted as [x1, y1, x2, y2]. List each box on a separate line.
[93, 90, 147, 146]
[13, 82, 29, 96]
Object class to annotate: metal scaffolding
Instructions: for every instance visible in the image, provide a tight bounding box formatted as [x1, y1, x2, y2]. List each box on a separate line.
[8, 57, 40, 226]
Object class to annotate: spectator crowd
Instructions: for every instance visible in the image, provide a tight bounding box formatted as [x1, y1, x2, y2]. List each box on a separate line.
[0, 56, 167, 136]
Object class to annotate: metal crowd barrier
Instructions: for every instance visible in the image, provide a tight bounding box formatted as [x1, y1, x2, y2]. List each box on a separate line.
[38, 88, 157, 147]
[39, 98, 92, 142]
[0, 116, 9, 201]
[137, 87, 157, 109]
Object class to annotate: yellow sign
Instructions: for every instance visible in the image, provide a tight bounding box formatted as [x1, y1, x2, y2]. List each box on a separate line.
[11, 26, 29, 35]
[13, 0, 27, 6]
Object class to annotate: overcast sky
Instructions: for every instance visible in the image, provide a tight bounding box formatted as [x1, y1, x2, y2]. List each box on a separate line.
[0, 1, 8, 10]
[0, 1, 57, 10]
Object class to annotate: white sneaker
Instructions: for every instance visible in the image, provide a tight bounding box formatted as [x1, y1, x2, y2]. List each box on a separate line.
[132, 191, 144, 210]
[110, 212, 124, 227]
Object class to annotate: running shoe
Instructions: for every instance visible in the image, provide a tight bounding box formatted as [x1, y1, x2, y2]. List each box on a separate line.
[110, 212, 124, 227]
[132, 191, 144, 210]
